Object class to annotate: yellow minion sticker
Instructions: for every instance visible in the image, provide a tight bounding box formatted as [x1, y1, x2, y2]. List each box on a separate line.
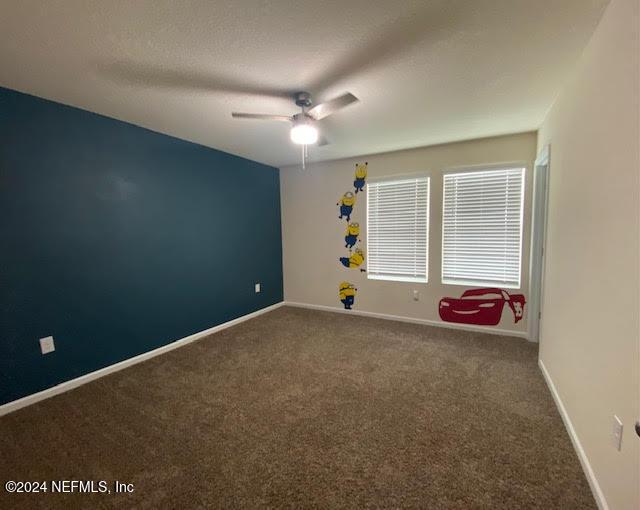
[354, 162, 367, 194]
[339, 248, 365, 269]
[345, 222, 360, 250]
[339, 281, 357, 310]
[337, 191, 356, 221]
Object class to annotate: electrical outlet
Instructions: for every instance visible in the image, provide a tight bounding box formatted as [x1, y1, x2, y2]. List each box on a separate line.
[612, 415, 623, 451]
[255, 283, 261, 293]
[413, 289, 419, 301]
[39, 336, 55, 355]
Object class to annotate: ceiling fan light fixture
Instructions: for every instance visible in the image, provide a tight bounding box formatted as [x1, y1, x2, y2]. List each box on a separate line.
[290, 122, 318, 145]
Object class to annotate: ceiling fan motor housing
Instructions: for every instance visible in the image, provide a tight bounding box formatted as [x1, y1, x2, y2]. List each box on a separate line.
[294, 91, 312, 108]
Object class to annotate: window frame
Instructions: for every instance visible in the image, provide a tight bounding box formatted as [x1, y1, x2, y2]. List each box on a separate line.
[440, 163, 526, 289]
[366, 172, 431, 284]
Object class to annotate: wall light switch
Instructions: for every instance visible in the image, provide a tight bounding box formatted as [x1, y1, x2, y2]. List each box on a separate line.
[255, 283, 261, 293]
[612, 415, 623, 451]
[40, 336, 55, 355]
[413, 290, 419, 301]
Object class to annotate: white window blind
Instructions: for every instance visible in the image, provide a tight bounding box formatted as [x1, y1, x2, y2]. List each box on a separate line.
[367, 176, 429, 283]
[442, 167, 525, 288]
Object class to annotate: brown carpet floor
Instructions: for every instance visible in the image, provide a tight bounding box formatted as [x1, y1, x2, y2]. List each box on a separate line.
[0, 306, 595, 509]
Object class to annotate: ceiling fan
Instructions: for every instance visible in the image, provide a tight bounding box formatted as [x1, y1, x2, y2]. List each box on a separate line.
[231, 91, 358, 168]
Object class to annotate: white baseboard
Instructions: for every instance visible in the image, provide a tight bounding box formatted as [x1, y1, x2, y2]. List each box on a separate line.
[284, 301, 529, 339]
[0, 302, 284, 417]
[538, 359, 608, 510]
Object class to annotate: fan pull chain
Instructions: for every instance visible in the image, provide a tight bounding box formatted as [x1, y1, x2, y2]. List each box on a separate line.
[301, 144, 310, 170]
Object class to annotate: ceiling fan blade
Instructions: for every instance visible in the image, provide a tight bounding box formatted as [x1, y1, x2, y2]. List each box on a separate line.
[307, 93, 359, 120]
[98, 61, 291, 99]
[317, 135, 330, 146]
[231, 113, 292, 122]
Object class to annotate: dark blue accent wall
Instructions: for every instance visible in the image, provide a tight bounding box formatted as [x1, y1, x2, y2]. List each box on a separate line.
[0, 87, 283, 405]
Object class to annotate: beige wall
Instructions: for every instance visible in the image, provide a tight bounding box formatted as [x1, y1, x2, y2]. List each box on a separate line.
[281, 132, 537, 336]
[537, 0, 639, 508]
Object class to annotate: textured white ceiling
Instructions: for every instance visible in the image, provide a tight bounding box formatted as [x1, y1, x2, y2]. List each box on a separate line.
[0, 0, 608, 167]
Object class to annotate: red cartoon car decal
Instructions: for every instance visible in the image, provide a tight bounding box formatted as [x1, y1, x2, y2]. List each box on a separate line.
[438, 288, 526, 326]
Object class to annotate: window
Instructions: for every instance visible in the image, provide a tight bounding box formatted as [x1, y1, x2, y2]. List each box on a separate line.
[367, 176, 429, 283]
[442, 167, 525, 288]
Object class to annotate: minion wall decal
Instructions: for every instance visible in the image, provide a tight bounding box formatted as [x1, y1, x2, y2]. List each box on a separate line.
[354, 162, 368, 194]
[339, 282, 357, 309]
[336, 162, 369, 309]
[337, 191, 356, 221]
[339, 247, 365, 270]
[345, 222, 360, 250]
